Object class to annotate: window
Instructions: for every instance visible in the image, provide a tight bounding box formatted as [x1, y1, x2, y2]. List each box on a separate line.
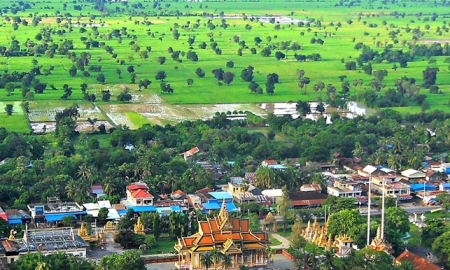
[136, 199, 142, 204]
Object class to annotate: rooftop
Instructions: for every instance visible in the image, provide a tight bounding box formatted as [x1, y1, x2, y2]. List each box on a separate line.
[395, 250, 440, 270]
[4, 228, 89, 253]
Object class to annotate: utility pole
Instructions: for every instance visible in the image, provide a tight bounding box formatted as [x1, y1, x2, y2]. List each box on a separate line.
[367, 173, 372, 247]
[381, 177, 385, 240]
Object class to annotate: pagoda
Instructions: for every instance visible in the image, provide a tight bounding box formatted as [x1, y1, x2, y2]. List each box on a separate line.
[367, 225, 393, 254]
[174, 201, 269, 269]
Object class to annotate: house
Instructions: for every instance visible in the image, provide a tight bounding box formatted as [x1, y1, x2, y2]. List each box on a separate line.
[262, 189, 283, 203]
[327, 181, 362, 198]
[90, 185, 106, 198]
[180, 147, 200, 161]
[171, 190, 187, 200]
[439, 183, 450, 192]
[373, 181, 411, 197]
[244, 172, 256, 184]
[125, 182, 154, 206]
[440, 163, 450, 174]
[28, 197, 86, 223]
[261, 159, 287, 170]
[83, 200, 121, 220]
[395, 250, 440, 270]
[401, 169, 426, 181]
[227, 182, 268, 205]
[425, 170, 443, 182]
[288, 191, 328, 208]
[426, 161, 442, 172]
[300, 184, 322, 192]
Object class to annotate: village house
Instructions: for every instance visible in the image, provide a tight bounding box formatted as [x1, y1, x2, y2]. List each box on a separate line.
[401, 169, 426, 182]
[327, 180, 362, 198]
[125, 182, 154, 206]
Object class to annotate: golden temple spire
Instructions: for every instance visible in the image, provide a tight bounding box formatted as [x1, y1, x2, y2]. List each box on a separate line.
[375, 224, 382, 240]
[219, 200, 228, 220]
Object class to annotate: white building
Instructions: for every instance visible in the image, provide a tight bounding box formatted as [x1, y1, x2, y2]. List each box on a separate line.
[327, 181, 362, 198]
[126, 182, 154, 206]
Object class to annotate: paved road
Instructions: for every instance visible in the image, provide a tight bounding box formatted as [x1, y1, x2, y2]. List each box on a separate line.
[270, 233, 291, 249]
[360, 205, 441, 216]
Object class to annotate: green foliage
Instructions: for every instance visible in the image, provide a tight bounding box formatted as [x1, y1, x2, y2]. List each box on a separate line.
[10, 252, 95, 270]
[98, 251, 146, 270]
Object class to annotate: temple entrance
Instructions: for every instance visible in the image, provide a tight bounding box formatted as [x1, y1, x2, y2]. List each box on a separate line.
[262, 212, 278, 232]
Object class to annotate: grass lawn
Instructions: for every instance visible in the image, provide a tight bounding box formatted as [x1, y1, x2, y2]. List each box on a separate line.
[143, 238, 177, 255]
[407, 224, 422, 247]
[269, 235, 282, 246]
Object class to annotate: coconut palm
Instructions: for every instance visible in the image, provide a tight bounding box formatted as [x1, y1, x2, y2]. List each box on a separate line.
[211, 248, 221, 269]
[201, 252, 213, 270]
[221, 254, 232, 270]
[320, 248, 336, 270]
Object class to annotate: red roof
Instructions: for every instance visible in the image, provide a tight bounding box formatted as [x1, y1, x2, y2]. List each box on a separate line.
[291, 199, 325, 207]
[396, 250, 440, 270]
[0, 213, 7, 222]
[263, 160, 278, 165]
[195, 187, 213, 194]
[127, 184, 148, 191]
[131, 189, 153, 199]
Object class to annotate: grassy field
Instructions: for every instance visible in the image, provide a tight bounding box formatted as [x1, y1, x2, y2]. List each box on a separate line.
[1, 0, 450, 131]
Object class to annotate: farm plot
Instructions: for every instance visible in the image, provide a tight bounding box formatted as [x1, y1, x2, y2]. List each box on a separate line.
[28, 101, 107, 122]
[101, 95, 267, 127]
[0, 101, 30, 132]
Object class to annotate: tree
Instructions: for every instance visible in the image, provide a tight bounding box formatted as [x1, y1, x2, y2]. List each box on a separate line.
[296, 100, 311, 116]
[155, 71, 167, 82]
[201, 252, 213, 269]
[422, 219, 446, 247]
[255, 166, 275, 189]
[422, 67, 439, 88]
[436, 193, 450, 210]
[328, 209, 364, 238]
[69, 65, 77, 77]
[187, 78, 194, 86]
[61, 216, 76, 227]
[160, 83, 174, 93]
[195, 68, 205, 78]
[96, 73, 106, 84]
[223, 72, 235, 85]
[221, 254, 232, 270]
[4, 104, 13, 115]
[241, 66, 254, 82]
[98, 251, 146, 270]
[98, 207, 109, 222]
[278, 186, 292, 231]
[432, 230, 450, 268]
[226, 61, 234, 68]
[157, 56, 166, 65]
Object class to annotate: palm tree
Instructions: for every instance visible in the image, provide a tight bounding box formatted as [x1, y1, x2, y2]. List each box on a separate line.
[221, 254, 232, 270]
[65, 180, 77, 200]
[35, 262, 50, 270]
[320, 248, 336, 270]
[266, 246, 274, 264]
[201, 252, 213, 270]
[77, 164, 92, 181]
[103, 180, 117, 196]
[211, 248, 221, 269]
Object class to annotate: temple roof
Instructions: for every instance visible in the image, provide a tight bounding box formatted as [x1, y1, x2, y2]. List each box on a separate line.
[395, 250, 440, 270]
[175, 199, 268, 252]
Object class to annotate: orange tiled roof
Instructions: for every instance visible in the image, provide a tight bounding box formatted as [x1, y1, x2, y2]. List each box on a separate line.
[131, 189, 153, 199]
[396, 250, 440, 270]
[127, 184, 148, 191]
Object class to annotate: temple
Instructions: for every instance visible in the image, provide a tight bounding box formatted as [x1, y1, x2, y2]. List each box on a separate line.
[174, 201, 269, 269]
[300, 218, 357, 257]
[367, 225, 393, 254]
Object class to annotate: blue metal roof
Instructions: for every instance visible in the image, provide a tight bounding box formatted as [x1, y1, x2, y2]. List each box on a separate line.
[45, 214, 77, 222]
[208, 192, 233, 200]
[8, 219, 22, 225]
[128, 206, 157, 212]
[410, 183, 436, 191]
[441, 183, 450, 188]
[226, 201, 239, 212]
[170, 205, 181, 212]
[117, 209, 128, 216]
[202, 200, 239, 212]
[202, 202, 222, 210]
